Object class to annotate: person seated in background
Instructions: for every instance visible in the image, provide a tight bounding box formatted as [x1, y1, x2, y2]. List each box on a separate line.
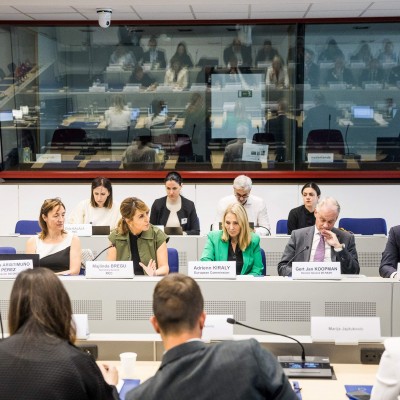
[201, 203, 263, 276]
[223, 37, 253, 67]
[164, 57, 188, 90]
[266, 56, 289, 88]
[109, 44, 136, 68]
[325, 56, 355, 86]
[370, 337, 400, 400]
[107, 197, 169, 276]
[359, 58, 385, 86]
[125, 274, 297, 400]
[129, 65, 157, 90]
[255, 39, 279, 65]
[170, 41, 194, 68]
[287, 182, 321, 235]
[378, 39, 397, 64]
[215, 175, 271, 236]
[350, 41, 373, 64]
[387, 64, 400, 86]
[318, 38, 344, 62]
[121, 134, 160, 169]
[222, 54, 254, 87]
[144, 98, 168, 129]
[0, 268, 119, 400]
[68, 176, 121, 230]
[278, 197, 360, 277]
[142, 37, 166, 69]
[222, 100, 252, 134]
[379, 225, 400, 278]
[104, 95, 131, 144]
[303, 48, 320, 87]
[195, 65, 216, 87]
[150, 171, 200, 235]
[26, 198, 81, 275]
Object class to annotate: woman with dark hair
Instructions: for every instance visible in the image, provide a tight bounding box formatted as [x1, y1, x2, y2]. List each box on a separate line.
[144, 99, 168, 129]
[170, 42, 194, 68]
[26, 198, 81, 275]
[0, 268, 119, 399]
[107, 197, 169, 276]
[68, 177, 121, 230]
[287, 182, 321, 234]
[150, 171, 200, 235]
[200, 203, 263, 275]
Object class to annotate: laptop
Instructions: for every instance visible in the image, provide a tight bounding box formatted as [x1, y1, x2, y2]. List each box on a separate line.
[130, 108, 140, 121]
[351, 106, 378, 126]
[0, 110, 14, 126]
[92, 226, 111, 235]
[0, 253, 40, 267]
[164, 226, 183, 235]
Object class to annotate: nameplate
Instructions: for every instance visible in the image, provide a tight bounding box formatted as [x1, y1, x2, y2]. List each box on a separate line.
[36, 153, 62, 163]
[307, 153, 334, 163]
[188, 261, 236, 279]
[89, 86, 106, 92]
[85, 261, 134, 279]
[242, 142, 268, 163]
[64, 224, 92, 236]
[72, 314, 89, 339]
[311, 316, 381, 343]
[202, 315, 234, 341]
[0, 259, 33, 278]
[292, 262, 341, 280]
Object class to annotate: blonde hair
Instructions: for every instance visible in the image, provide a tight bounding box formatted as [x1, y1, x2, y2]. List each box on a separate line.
[117, 197, 149, 235]
[221, 203, 252, 251]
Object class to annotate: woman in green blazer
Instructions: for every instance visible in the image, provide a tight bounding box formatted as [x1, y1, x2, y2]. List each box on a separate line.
[201, 203, 264, 276]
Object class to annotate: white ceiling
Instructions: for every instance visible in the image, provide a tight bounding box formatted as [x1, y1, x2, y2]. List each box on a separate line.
[0, 0, 399, 21]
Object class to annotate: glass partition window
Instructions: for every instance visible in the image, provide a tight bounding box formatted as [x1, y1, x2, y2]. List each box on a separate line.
[1, 22, 400, 175]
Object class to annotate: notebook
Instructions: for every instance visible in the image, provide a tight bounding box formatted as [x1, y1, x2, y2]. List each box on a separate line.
[92, 226, 110, 235]
[0, 253, 40, 267]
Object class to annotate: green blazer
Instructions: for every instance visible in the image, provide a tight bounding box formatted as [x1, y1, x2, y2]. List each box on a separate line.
[200, 231, 263, 276]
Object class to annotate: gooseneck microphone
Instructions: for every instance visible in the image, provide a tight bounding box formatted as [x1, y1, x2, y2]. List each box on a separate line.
[92, 244, 115, 262]
[278, 246, 309, 277]
[255, 225, 271, 236]
[226, 318, 305, 361]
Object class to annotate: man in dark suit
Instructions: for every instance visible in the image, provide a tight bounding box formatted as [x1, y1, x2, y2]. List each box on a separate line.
[380, 225, 400, 278]
[142, 37, 166, 68]
[278, 197, 359, 277]
[126, 274, 297, 400]
[223, 37, 252, 67]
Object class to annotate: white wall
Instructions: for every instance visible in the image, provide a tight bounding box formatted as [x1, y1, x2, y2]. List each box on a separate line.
[1, 181, 399, 236]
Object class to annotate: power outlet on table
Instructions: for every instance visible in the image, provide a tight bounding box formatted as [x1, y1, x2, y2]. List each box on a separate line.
[360, 348, 384, 364]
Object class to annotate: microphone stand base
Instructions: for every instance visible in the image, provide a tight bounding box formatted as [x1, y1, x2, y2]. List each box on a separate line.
[278, 355, 332, 379]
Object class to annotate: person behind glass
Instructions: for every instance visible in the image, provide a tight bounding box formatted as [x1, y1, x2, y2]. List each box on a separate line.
[129, 65, 157, 91]
[318, 38, 344, 62]
[350, 41, 373, 64]
[379, 225, 400, 278]
[109, 44, 136, 68]
[378, 39, 397, 64]
[104, 94, 131, 134]
[303, 48, 320, 88]
[68, 177, 121, 231]
[359, 58, 385, 86]
[164, 57, 188, 90]
[223, 37, 252, 67]
[255, 39, 279, 66]
[150, 171, 200, 236]
[287, 182, 321, 235]
[107, 197, 169, 276]
[142, 37, 166, 69]
[26, 198, 81, 275]
[144, 99, 168, 129]
[0, 268, 119, 400]
[170, 41, 193, 68]
[325, 56, 355, 86]
[266, 56, 289, 88]
[201, 203, 263, 276]
[278, 197, 360, 277]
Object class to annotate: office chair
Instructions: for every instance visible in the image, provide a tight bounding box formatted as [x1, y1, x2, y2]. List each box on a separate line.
[168, 248, 179, 273]
[15, 220, 41, 235]
[276, 219, 288, 234]
[339, 218, 387, 235]
[0, 247, 17, 254]
[260, 248, 267, 276]
[252, 132, 275, 145]
[51, 128, 87, 146]
[306, 129, 345, 158]
[80, 248, 94, 275]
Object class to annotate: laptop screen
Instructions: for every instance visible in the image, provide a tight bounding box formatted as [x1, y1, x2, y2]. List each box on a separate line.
[352, 106, 374, 119]
[0, 110, 13, 122]
[130, 108, 140, 121]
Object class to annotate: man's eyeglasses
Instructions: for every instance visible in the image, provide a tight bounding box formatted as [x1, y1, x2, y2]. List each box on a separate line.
[234, 192, 250, 200]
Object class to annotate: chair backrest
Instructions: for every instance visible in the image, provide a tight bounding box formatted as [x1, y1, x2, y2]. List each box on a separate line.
[252, 132, 276, 144]
[51, 128, 87, 146]
[15, 220, 41, 235]
[260, 248, 266, 276]
[276, 219, 288, 234]
[167, 248, 179, 273]
[306, 129, 345, 157]
[338, 218, 387, 235]
[0, 247, 17, 254]
[80, 248, 94, 275]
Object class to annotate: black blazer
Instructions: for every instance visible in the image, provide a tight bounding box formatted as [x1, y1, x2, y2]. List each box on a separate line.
[142, 50, 166, 68]
[150, 195, 200, 235]
[380, 225, 400, 277]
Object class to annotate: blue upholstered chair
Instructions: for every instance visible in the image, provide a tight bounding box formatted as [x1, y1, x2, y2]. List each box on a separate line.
[15, 220, 41, 235]
[260, 248, 266, 276]
[168, 248, 179, 273]
[338, 218, 387, 235]
[276, 219, 288, 235]
[0, 247, 17, 254]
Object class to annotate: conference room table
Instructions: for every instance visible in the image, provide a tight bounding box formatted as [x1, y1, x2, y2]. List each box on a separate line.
[105, 360, 378, 400]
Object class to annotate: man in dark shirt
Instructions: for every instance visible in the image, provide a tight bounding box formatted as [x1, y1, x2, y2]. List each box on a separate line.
[129, 66, 157, 90]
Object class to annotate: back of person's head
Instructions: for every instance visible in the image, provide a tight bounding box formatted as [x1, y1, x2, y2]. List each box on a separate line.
[117, 197, 149, 235]
[39, 197, 66, 240]
[314, 92, 326, 105]
[233, 174, 252, 191]
[153, 273, 204, 335]
[221, 202, 252, 251]
[301, 182, 321, 196]
[278, 99, 288, 113]
[112, 95, 126, 112]
[236, 124, 249, 140]
[91, 176, 113, 208]
[164, 171, 182, 186]
[8, 268, 76, 342]
[151, 99, 163, 117]
[316, 196, 340, 214]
